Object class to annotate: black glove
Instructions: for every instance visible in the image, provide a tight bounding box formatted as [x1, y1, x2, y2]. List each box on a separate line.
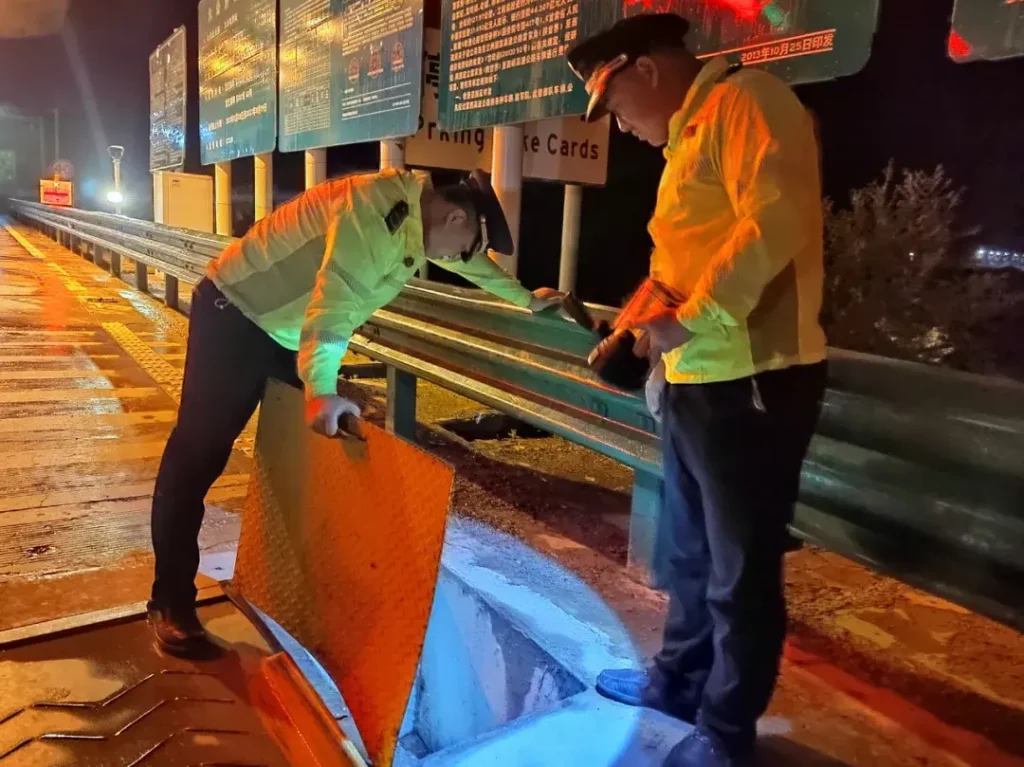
[588, 329, 650, 392]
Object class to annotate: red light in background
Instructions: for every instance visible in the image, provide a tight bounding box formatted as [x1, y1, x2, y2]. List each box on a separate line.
[711, 0, 769, 20]
[947, 30, 973, 60]
[623, 0, 770, 21]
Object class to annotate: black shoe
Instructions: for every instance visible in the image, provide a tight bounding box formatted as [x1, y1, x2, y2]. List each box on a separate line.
[665, 727, 753, 767]
[148, 604, 220, 659]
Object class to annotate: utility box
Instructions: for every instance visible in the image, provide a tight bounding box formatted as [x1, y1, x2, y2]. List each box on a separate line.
[153, 171, 214, 233]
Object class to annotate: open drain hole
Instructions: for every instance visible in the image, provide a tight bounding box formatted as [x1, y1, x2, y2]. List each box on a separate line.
[439, 413, 549, 442]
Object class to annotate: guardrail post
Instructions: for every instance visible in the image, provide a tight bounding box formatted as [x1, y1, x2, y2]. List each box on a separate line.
[165, 275, 180, 310]
[109, 250, 121, 277]
[135, 261, 149, 293]
[386, 366, 417, 440]
[628, 468, 666, 584]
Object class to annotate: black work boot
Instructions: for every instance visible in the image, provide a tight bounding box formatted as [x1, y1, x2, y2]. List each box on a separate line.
[147, 603, 220, 659]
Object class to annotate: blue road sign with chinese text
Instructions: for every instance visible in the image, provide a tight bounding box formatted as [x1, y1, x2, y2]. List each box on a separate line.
[438, 0, 619, 131]
[279, 0, 425, 152]
[150, 27, 187, 171]
[199, 0, 278, 164]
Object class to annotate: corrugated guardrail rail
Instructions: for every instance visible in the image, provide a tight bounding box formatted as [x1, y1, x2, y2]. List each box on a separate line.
[10, 199, 1024, 631]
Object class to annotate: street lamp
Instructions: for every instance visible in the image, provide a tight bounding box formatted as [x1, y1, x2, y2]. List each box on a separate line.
[107, 144, 124, 214]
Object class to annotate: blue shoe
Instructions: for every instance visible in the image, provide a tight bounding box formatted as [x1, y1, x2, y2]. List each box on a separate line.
[595, 667, 650, 707]
[665, 728, 751, 767]
[595, 667, 697, 723]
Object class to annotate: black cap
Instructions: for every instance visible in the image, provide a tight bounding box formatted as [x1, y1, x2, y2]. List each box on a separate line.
[567, 13, 691, 122]
[461, 169, 514, 260]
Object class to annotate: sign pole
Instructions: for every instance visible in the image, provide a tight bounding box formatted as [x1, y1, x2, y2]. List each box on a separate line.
[215, 161, 232, 236]
[380, 139, 406, 170]
[491, 125, 524, 276]
[254, 152, 274, 221]
[559, 184, 583, 293]
[305, 149, 327, 189]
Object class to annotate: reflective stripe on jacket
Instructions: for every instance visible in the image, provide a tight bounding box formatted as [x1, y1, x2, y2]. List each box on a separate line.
[209, 169, 532, 398]
[651, 57, 827, 384]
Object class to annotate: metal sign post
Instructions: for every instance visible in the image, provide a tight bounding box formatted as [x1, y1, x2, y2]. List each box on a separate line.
[491, 126, 524, 274]
[305, 149, 327, 189]
[559, 184, 583, 292]
[255, 152, 274, 221]
[215, 161, 232, 235]
[107, 145, 124, 215]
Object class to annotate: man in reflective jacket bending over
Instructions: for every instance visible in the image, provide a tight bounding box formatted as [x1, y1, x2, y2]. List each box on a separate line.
[148, 169, 561, 657]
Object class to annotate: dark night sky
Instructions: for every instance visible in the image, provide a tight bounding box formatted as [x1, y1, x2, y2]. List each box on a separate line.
[0, 0, 1021, 304]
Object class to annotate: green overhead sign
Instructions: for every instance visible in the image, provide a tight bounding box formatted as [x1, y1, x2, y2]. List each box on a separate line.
[437, 0, 619, 130]
[199, 0, 278, 164]
[149, 27, 187, 171]
[279, 0, 425, 152]
[949, 0, 1024, 63]
[623, 1, 880, 84]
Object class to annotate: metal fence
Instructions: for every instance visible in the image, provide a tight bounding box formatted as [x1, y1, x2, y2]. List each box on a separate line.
[10, 199, 1024, 631]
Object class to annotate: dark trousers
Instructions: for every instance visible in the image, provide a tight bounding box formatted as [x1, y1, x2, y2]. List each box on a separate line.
[653, 362, 826, 749]
[150, 278, 301, 610]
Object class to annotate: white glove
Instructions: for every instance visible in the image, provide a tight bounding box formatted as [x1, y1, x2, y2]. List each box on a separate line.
[305, 394, 362, 438]
[528, 287, 565, 313]
[646, 359, 667, 424]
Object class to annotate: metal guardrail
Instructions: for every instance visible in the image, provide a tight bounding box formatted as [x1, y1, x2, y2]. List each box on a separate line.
[10, 200, 1024, 631]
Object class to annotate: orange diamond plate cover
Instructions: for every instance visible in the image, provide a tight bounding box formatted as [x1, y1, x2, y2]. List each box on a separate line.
[233, 380, 453, 767]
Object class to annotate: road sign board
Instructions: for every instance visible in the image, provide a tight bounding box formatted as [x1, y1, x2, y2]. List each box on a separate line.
[406, 28, 611, 184]
[949, 0, 1024, 63]
[40, 179, 73, 207]
[199, 0, 278, 164]
[149, 27, 187, 171]
[279, 0, 426, 152]
[622, 1, 880, 84]
[438, 0, 620, 130]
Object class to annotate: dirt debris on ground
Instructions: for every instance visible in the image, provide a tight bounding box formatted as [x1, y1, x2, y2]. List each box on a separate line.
[340, 371, 1024, 764]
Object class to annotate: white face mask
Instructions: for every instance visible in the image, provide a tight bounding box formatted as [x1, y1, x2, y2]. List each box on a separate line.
[427, 214, 488, 264]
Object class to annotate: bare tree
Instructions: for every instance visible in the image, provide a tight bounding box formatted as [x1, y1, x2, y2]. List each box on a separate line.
[823, 162, 1021, 377]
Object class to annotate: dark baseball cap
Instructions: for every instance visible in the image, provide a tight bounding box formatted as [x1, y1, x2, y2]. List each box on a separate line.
[461, 169, 514, 260]
[567, 13, 692, 122]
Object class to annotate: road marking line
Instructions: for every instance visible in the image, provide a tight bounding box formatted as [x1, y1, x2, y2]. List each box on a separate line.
[0, 473, 249, 514]
[0, 440, 168, 471]
[101, 322, 183, 401]
[5, 225, 88, 292]
[0, 411, 177, 434]
[0, 387, 158, 404]
[102, 321, 255, 457]
[0, 369, 117, 381]
[0, 341, 106, 348]
[0, 330, 97, 337]
[0, 355, 121, 363]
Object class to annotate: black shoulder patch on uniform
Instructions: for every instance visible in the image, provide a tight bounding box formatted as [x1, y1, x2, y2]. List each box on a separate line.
[721, 62, 743, 81]
[385, 200, 410, 234]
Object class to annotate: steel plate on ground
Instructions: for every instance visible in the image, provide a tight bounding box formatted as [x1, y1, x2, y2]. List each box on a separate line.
[232, 380, 454, 767]
[0, 601, 353, 766]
